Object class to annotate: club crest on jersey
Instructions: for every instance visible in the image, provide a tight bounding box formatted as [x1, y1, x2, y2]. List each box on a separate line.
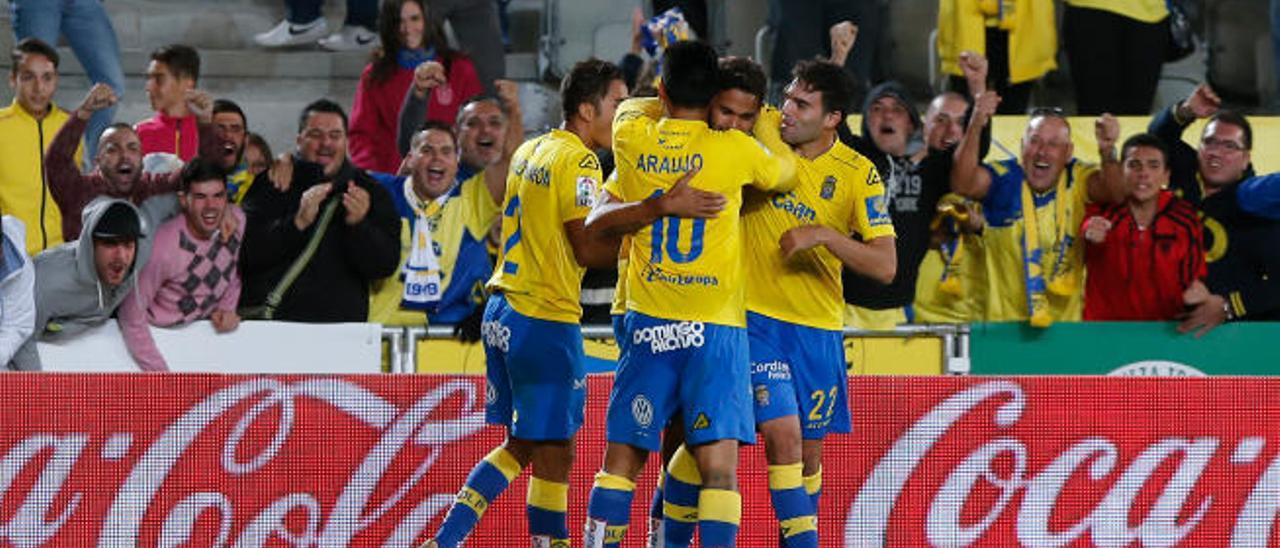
[821, 176, 836, 200]
[576, 176, 597, 207]
[754, 385, 770, 407]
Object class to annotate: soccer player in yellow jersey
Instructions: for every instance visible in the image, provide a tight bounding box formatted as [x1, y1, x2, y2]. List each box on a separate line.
[653, 60, 897, 548]
[581, 41, 797, 548]
[950, 93, 1125, 325]
[424, 59, 628, 548]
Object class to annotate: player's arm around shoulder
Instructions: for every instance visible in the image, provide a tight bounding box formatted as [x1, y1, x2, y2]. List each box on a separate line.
[747, 105, 799, 193]
[584, 166, 726, 239]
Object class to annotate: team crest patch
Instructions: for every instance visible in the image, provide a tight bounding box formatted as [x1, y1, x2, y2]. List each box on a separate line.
[754, 385, 770, 407]
[866, 195, 891, 226]
[691, 412, 710, 431]
[576, 176, 598, 207]
[631, 395, 654, 428]
[821, 176, 837, 200]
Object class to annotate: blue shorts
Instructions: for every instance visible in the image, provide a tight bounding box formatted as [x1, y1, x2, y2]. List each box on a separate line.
[605, 311, 755, 451]
[748, 311, 850, 439]
[483, 293, 586, 441]
[611, 313, 627, 354]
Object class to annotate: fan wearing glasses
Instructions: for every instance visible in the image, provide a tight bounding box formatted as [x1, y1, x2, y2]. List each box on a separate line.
[1147, 83, 1280, 334]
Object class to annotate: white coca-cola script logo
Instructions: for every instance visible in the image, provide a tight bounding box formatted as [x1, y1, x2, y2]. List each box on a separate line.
[0, 378, 486, 547]
[846, 381, 1280, 547]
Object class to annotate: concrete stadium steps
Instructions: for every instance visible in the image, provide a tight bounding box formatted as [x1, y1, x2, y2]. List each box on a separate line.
[0, 0, 549, 158]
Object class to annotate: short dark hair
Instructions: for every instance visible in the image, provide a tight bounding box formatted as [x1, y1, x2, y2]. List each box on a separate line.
[660, 41, 719, 109]
[150, 44, 200, 83]
[212, 99, 247, 126]
[561, 58, 624, 121]
[298, 99, 348, 134]
[1121, 133, 1170, 166]
[1208, 109, 1253, 150]
[11, 38, 59, 76]
[412, 120, 458, 149]
[791, 59, 857, 119]
[178, 156, 228, 193]
[105, 122, 135, 133]
[717, 57, 766, 103]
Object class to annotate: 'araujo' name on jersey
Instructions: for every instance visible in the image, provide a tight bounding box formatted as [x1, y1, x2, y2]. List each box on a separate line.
[605, 98, 796, 327]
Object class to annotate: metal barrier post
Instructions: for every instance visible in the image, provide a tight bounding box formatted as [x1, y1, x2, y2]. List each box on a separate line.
[381, 326, 405, 374]
[405, 327, 428, 374]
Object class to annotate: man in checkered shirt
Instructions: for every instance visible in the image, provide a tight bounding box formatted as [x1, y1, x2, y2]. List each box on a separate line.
[117, 157, 244, 371]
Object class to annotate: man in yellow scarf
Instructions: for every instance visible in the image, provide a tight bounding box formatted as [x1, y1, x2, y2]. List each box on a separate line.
[949, 93, 1126, 326]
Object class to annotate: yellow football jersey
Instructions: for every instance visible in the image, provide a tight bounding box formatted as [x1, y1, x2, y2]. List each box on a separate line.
[606, 98, 797, 327]
[742, 139, 895, 330]
[978, 158, 1095, 322]
[487, 129, 602, 324]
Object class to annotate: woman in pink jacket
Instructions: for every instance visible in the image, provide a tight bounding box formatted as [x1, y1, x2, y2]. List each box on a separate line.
[348, 0, 483, 174]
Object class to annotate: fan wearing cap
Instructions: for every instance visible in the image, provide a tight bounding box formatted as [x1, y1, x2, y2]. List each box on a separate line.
[839, 77, 992, 329]
[10, 198, 150, 370]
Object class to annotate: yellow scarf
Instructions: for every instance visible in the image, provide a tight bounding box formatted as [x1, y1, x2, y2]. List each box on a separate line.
[1020, 164, 1079, 327]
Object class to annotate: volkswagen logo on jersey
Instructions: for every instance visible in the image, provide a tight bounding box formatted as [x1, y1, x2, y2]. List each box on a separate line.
[631, 394, 654, 428]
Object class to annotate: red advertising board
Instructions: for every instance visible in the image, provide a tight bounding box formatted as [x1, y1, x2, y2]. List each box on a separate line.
[1, 374, 1277, 546]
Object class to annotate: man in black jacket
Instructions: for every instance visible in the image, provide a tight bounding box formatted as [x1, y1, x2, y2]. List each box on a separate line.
[839, 54, 991, 328]
[239, 99, 400, 322]
[1148, 84, 1280, 335]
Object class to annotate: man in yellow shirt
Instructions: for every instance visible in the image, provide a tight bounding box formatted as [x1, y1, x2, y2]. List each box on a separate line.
[950, 94, 1124, 325]
[424, 60, 628, 548]
[0, 38, 80, 254]
[652, 59, 897, 548]
[582, 41, 797, 548]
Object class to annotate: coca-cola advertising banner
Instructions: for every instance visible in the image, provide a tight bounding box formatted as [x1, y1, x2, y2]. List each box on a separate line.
[3, 374, 1277, 546]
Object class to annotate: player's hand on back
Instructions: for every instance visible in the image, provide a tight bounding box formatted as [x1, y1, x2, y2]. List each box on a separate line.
[657, 166, 726, 218]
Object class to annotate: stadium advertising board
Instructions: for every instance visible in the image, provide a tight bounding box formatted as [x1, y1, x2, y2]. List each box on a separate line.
[1, 375, 1276, 545]
[971, 321, 1280, 375]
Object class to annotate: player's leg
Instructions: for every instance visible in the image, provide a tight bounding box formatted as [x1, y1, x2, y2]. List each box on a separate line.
[680, 323, 755, 547]
[516, 319, 588, 546]
[651, 418, 689, 547]
[585, 311, 680, 547]
[749, 312, 816, 547]
[430, 294, 531, 547]
[792, 324, 850, 520]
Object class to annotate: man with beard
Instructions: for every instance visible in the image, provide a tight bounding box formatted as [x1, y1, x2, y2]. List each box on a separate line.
[209, 99, 258, 203]
[238, 99, 400, 322]
[10, 198, 150, 370]
[840, 54, 990, 329]
[45, 83, 221, 239]
[117, 158, 244, 371]
[951, 96, 1125, 325]
[1148, 84, 1280, 334]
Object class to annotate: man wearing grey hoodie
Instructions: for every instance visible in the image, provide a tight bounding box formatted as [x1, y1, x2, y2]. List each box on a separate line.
[9, 197, 150, 370]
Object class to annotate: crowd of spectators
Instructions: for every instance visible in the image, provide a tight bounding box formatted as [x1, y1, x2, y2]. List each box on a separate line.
[2, 2, 1279, 371]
